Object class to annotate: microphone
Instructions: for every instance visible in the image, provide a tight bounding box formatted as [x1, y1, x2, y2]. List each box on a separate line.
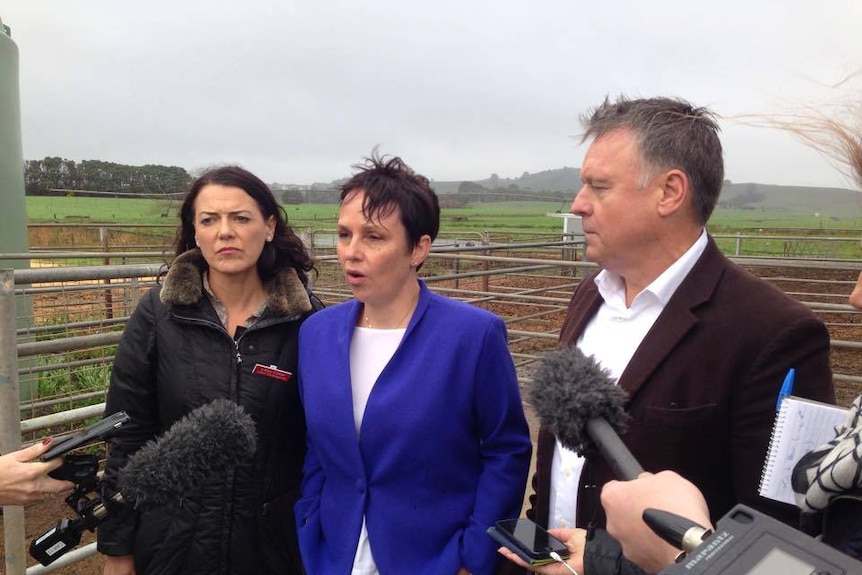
[118, 398, 258, 509]
[527, 345, 643, 480]
[30, 399, 257, 566]
[643, 508, 712, 554]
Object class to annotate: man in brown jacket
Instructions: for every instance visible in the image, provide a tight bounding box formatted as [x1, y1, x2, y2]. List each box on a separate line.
[500, 95, 835, 575]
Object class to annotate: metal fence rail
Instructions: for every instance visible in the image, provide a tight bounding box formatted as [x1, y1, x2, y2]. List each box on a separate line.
[0, 263, 162, 574]
[1, 234, 861, 573]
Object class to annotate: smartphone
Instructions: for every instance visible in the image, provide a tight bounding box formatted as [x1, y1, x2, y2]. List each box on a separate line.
[487, 517, 570, 567]
[38, 411, 130, 461]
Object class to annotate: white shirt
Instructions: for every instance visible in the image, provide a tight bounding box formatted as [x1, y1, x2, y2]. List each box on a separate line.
[548, 230, 708, 529]
[349, 326, 405, 575]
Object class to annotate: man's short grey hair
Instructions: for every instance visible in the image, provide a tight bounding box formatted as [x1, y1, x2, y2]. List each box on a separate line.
[580, 95, 725, 225]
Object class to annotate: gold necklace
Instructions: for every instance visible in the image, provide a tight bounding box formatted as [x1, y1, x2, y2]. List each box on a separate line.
[364, 294, 418, 329]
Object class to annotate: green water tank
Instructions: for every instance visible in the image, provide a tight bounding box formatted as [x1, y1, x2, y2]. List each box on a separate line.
[0, 18, 38, 401]
[0, 21, 31, 258]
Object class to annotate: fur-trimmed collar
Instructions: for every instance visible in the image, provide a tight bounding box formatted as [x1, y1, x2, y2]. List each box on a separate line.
[159, 248, 312, 317]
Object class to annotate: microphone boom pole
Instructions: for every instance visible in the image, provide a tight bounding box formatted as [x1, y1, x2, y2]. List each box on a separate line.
[586, 417, 644, 480]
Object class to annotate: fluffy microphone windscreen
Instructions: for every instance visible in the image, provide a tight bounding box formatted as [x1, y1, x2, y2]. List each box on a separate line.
[527, 345, 630, 453]
[118, 399, 257, 510]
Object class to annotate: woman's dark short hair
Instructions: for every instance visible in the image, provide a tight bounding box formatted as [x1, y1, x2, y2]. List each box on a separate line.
[175, 165, 314, 286]
[340, 152, 440, 265]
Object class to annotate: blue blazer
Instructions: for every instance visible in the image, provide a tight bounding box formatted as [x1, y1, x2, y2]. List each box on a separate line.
[296, 281, 532, 575]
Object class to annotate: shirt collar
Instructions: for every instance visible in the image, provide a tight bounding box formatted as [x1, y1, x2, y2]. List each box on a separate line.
[202, 270, 268, 329]
[594, 229, 708, 308]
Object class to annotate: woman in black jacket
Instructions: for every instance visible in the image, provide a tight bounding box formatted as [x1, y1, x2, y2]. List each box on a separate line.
[97, 166, 321, 575]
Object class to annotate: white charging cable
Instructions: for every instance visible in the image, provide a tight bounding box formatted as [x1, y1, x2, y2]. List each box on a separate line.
[548, 550, 579, 575]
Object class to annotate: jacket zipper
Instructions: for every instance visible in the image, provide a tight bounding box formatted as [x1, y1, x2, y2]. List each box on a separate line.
[171, 312, 301, 367]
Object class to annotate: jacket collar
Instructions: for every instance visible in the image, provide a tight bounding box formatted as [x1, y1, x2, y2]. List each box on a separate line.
[618, 237, 725, 398]
[343, 279, 432, 332]
[159, 248, 313, 317]
[562, 237, 727, 401]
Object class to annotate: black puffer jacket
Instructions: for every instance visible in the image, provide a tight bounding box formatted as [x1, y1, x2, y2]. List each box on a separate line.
[97, 249, 321, 575]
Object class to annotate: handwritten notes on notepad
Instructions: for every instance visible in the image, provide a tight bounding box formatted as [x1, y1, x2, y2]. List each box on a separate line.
[759, 396, 849, 505]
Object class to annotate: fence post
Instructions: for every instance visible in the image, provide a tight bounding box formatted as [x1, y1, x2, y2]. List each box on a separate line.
[303, 228, 315, 258]
[453, 243, 460, 290]
[0, 269, 26, 575]
[482, 232, 490, 293]
[101, 226, 114, 319]
[562, 234, 575, 278]
[128, 276, 142, 315]
[735, 233, 742, 256]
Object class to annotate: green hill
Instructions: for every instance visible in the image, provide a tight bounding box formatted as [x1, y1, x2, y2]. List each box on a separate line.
[430, 167, 861, 216]
[719, 182, 861, 216]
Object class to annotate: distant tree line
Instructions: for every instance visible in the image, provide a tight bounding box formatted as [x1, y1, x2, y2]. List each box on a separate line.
[21, 158, 573, 205]
[452, 181, 569, 205]
[24, 157, 191, 197]
[275, 181, 570, 207]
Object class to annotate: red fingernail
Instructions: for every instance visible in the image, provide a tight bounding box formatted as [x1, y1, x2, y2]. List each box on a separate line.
[42, 436, 52, 445]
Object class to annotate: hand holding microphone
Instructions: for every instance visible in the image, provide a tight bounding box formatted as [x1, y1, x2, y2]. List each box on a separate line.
[526, 346, 698, 572]
[30, 399, 257, 566]
[601, 471, 714, 573]
[528, 348, 862, 574]
[116, 398, 257, 510]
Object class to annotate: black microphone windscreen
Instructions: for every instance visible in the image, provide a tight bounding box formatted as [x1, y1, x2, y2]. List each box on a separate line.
[117, 399, 257, 510]
[528, 345, 629, 453]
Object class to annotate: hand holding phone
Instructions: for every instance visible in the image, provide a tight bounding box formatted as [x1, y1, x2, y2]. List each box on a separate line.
[39, 411, 130, 462]
[487, 518, 570, 567]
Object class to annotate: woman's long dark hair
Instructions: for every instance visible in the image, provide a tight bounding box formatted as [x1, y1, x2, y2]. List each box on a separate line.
[174, 166, 315, 286]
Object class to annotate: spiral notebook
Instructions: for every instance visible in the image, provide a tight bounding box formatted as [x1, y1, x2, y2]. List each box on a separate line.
[758, 395, 849, 505]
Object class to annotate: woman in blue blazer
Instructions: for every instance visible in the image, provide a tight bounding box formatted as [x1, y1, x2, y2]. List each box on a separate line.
[295, 152, 532, 575]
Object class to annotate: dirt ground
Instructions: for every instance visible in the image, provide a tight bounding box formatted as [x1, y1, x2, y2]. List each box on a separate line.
[4, 263, 862, 574]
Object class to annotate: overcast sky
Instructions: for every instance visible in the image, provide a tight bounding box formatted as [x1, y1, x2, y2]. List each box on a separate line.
[2, 1, 860, 189]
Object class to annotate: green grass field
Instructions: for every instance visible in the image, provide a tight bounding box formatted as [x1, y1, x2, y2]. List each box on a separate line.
[26, 195, 180, 224]
[26, 196, 574, 231]
[24, 195, 862, 239]
[707, 210, 862, 232]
